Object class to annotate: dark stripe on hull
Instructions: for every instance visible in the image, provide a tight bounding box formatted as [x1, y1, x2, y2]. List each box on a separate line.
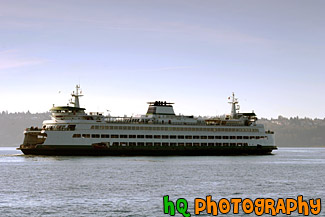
[19, 146, 277, 156]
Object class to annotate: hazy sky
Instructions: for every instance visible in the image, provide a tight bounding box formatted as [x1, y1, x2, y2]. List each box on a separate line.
[0, 0, 324, 118]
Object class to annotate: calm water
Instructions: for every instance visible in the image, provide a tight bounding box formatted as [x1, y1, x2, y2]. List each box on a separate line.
[0, 147, 324, 217]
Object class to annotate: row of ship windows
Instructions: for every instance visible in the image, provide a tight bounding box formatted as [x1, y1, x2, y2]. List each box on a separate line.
[73, 134, 267, 140]
[90, 125, 259, 132]
[103, 142, 249, 147]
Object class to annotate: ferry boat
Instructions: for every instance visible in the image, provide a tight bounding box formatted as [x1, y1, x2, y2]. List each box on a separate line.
[18, 85, 277, 156]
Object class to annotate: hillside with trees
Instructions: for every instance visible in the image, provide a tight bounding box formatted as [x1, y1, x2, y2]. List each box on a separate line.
[258, 116, 325, 147]
[0, 111, 50, 147]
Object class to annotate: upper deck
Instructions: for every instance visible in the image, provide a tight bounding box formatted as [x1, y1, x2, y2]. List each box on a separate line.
[45, 86, 260, 128]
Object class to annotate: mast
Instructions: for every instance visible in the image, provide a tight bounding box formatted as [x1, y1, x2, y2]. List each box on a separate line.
[228, 92, 239, 119]
[70, 85, 83, 108]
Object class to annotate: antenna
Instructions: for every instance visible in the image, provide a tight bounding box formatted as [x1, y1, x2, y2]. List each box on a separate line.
[70, 85, 84, 108]
[228, 92, 239, 119]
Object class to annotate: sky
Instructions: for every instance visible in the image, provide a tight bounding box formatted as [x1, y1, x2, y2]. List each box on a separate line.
[0, 0, 324, 118]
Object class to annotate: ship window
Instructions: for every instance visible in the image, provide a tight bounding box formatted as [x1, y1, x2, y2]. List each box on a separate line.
[95, 126, 99, 130]
[145, 135, 152, 139]
[237, 143, 242, 146]
[170, 135, 176, 139]
[256, 136, 260, 139]
[129, 135, 136, 138]
[230, 136, 236, 139]
[82, 134, 90, 138]
[250, 136, 255, 139]
[137, 142, 144, 146]
[146, 142, 153, 146]
[178, 143, 184, 146]
[185, 135, 192, 139]
[154, 143, 161, 146]
[200, 136, 207, 139]
[120, 142, 127, 146]
[72, 134, 81, 138]
[129, 142, 136, 146]
[208, 143, 214, 147]
[137, 135, 144, 138]
[154, 135, 161, 139]
[223, 143, 229, 146]
[193, 136, 199, 139]
[243, 136, 249, 139]
[105, 126, 109, 130]
[230, 143, 236, 146]
[100, 126, 105, 130]
[208, 136, 214, 139]
[111, 134, 119, 138]
[244, 143, 248, 146]
[67, 125, 76, 131]
[201, 143, 207, 146]
[91, 134, 100, 138]
[237, 136, 242, 139]
[223, 136, 229, 139]
[186, 143, 192, 146]
[178, 135, 184, 139]
[170, 143, 176, 147]
[162, 142, 169, 146]
[113, 142, 119, 146]
[91, 125, 95, 129]
[215, 136, 221, 139]
[162, 135, 169, 139]
[101, 134, 110, 138]
[216, 143, 222, 146]
[120, 135, 128, 138]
